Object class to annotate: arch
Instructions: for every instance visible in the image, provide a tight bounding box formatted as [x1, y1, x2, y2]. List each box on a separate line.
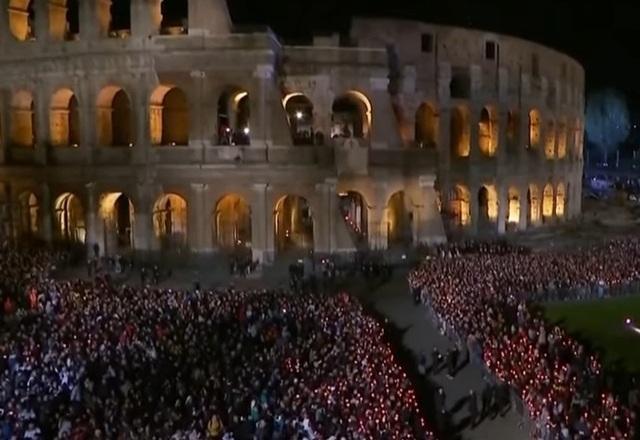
[10, 90, 35, 148]
[217, 88, 250, 145]
[160, 0, 188, 34]
[339, 191, 368, 241]
[274, 195, 314, 254]
[153, 193, 187, 249]
[331, 90, 372, 141]
[478, 107, 498, 157]
[450, 106, 470, 158]
[415, 102, 439, 149]
[284, 93, 315, 146]
[386, 191, 413, 247]
[214, 194, 252, 250]
[507, 187, 520, 227]
[107, 0, 131, 36]
[100, 192, 135, 252]
[49, 88, 80, 147]
[49, 0, 79, 41]
[542, 183, 554, 219]
[557, 118, 567, 159]
[555, 183, 566, 218]
[54, 192, 85, 243]
[544, 119, 556, 159]
[17, 191, 38, 238]
[528, 109, 541, 149]
[149, 85, 189, 146]
[449, 185, 471, 227]
[97, 86, 133, 147]
[527, 184, 541, 225]
[506, 110, 519, 150]
[477, 185, 498, 222]
[8, 0, 34, 41]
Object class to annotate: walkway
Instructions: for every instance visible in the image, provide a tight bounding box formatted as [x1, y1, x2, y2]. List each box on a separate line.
[360, 271, 527, 440]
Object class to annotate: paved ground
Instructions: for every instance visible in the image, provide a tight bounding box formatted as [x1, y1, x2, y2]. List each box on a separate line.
[359, 272, 528, 440]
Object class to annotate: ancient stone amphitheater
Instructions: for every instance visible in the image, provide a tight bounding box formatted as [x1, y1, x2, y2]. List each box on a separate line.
[0, 0, 584, 261]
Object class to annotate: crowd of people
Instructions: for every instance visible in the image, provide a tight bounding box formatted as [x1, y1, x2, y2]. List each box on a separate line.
[410, 240, 640, 439]
[0, 245, 434, 439]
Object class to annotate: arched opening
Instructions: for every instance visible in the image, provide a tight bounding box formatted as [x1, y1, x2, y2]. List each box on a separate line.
[478, 107, 498, 157]
[217, 89, 250, 145]
[555, 183, 566, 218]
[527, 185, 541, 225]
[11, 90, 35, 148]
[450, 106, 470, 158]
[54, 192, 85, 243]
[17, 192, 38, 238]
[331, 91, 372, 141]
[528, 109, 541, 149]
[214, 194, 252, 250]
[100, 192, 135, 253]
[478, 185, 498, 222]
[50, 88, 80, 147]
[150, 85, 189, 146]
[507, 187, 520, 230]
[107, 0, 131, 37]
[506, 111, 519, 152]
[386, 191, 413, 247]
[415, 102, 439, 149]
[8, 0, 35, 41]
[97, 86, 133, 147]
[339, 191, 368, 242]
[544, 119, 556, 159]
[49, 0, 79, 41]
[153, 193, 187, 249]
[557, 119, 567, 159]
[274, 195, 314, 254]
[449, 185, 471, 227]
[542, 184, 554, 220]
[284, 94, 315, 146]
[160, 0, 188, 34]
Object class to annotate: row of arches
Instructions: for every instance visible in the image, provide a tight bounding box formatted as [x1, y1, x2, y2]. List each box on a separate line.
[8, 87, 376, 149]
[416, 103, 583, 160]
[7, 0, 190, 42]
[447, 182, 569, 228]
[14, 189, 420, 252]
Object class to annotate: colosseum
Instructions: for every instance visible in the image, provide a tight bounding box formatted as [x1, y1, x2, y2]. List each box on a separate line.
[0, 0, 585, 262]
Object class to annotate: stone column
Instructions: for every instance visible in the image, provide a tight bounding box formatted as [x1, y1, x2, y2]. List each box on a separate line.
[132, 80, 151, 164]
[518, 182, 528, 231]
[34, 0, 49, 43]
[0, 90, 11, 164]
[367, 182, 387, 250]
[188, 183, 210, 253]
[0, 4, 11, 45]
[84, 182, 100, 257]
[469, 104, 481, 164]
[250, 183, 273, 264]
[497, 183, 508, 235]
[34, 84, 49, 165]
[251, 64, 274, 148]
[79, 82, 97, 164]
[79, 0, 100, 40]
[497, 109, 509, 168]
[369, 76, 398, 149]
[469, 183, 479, 235]
[415, 176, 446, 244]
[189, 70, 205, 150]
[133, 182, 152, 254]
[131, 0, 161, 38]
[40, 182, 53, 243]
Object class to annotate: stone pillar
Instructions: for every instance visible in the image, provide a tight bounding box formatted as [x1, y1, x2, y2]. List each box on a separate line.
[0, 4, 11, 45]
[497, 183, 508, 234]
[132, 81, 151, 164]
[34, 84, 49, 165]
[367, 183, 387, 250]
[131, 0, 161, 38]
[40, 183, 53, 243]
[251, 65, 274, 148]
[314, 183, 330, 254]
[469, 105, 481, 163]
[34, 0, 49, 43]
[133, 182, 152, 253]
[469, 183, 479, 235]
[79, 83, 97, 164]
[79, 0, 100, 40]
[0, 90, 11, 164]
[416, 175, 446, 244]
[519, 183, 528, 231]
[189, 71, 205, 149]
[370, 76, 401, 149]
[189, 183, 210, 253]
[84, 183, 100, 257]
[250, 183, 273, 264]
[497, 109, 509, 168]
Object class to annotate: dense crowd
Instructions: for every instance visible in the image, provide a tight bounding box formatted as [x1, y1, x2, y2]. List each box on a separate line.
[410, 240, 640, 439]
[0, 246, 433, 439]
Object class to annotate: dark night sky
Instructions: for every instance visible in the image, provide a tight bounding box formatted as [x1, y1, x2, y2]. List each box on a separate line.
[227, 0, 640, 106]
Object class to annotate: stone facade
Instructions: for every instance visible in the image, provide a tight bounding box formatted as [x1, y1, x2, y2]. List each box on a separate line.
[0, 1, 584, 261]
